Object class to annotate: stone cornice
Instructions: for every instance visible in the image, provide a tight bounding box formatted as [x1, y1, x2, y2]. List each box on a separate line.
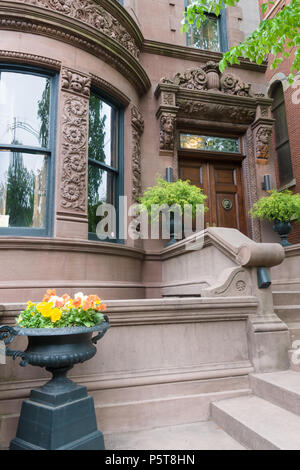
[0, 2, 151, 95]
[101, 0, 144, 47]
[143, 39, 268, 73]
[0, 49, 61, 69]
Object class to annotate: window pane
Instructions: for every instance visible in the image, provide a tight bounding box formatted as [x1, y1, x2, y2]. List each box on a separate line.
[0, 151, 48, 228]
[0, 72, 50, 148]
[88, 165, 114, 234]
[89, 94, 117, 168]
[180, 134, 239, 153]
[277, 143, 294, 187]
[188, 16, 220, 51]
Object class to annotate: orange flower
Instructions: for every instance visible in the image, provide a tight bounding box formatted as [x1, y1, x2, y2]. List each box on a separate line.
[62, 294, 70, 302]
[43, 288, 56, 302]
[82, 299, 94, 311]
[100, 304, 107, 311]
[87, 295, 100, 303]
[73, 298, 81, 308]
[55, 299, 65, 308]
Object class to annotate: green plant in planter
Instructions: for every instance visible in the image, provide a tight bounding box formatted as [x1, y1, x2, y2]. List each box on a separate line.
[139, 176, 208, 245]
[249, 190, 300, 246]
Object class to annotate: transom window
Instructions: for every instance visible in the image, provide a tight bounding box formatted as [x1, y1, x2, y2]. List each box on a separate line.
[88, 91, 123, 241]
[0, 67, 56, 235]
[180, 134, 240, 153]
[185, 1, 228, 52]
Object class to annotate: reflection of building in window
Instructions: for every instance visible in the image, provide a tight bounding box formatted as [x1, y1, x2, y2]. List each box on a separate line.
[0, 69, 53, 235]
[271, 82, 294, 187]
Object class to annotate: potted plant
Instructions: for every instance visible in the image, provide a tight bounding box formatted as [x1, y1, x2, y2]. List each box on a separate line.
[250, 189, 300, 246]
[139, 176, 208, 246]
[0, 289, 110, 450]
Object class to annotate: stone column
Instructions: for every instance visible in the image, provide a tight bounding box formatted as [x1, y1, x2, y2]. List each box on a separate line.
[55, 67, 91, 239]
[131, 106, 144, 203]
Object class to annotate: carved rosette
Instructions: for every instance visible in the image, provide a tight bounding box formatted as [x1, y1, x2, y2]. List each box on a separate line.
[255, 126, 273, 162]
[220, 73, 251, 96]
[59, 69, 91, 214]
[160, 113, 176, 151]
[131, 106, 144, 203]
[22, 0, 140, 58]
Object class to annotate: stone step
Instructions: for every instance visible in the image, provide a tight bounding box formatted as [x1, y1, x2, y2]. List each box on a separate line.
[274, 305, 300, 324]
[273, 291, 300, 306]
[211, 395, 300, 450]
[104, 420, 245, 450]
[250, 371, 300, 415]
[286, 322, 300, 343]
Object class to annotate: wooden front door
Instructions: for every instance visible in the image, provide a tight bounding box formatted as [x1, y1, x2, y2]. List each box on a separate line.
[179, 159, 247, 234]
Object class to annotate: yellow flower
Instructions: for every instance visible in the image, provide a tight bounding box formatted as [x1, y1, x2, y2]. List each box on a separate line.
[37, 302, 54, 318]
[51, 308, 62, 323]
[27, 301, 35, 307]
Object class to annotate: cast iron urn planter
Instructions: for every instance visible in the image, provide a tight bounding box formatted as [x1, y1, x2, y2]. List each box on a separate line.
[0, 319, 110, 450]
[273, 220, 293, 247]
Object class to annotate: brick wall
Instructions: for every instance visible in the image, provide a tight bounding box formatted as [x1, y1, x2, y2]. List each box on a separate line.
[258, 0, 300, 243]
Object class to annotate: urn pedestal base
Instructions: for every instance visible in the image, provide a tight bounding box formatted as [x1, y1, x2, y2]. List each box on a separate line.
[9, 369, 105, 450]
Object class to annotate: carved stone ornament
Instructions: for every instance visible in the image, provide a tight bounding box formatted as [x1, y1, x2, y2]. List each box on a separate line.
[177, 100, 256, 124]
[160, 113, 176, 151]
[256, 126, 273, 161]
[131, 106, 144, 202]
[61, 69, 91, 97]
[161, 63, 252, 97]
[22, 0, 140, 58]
[60, 95, 89, 212]
[220, 73, 251, 97]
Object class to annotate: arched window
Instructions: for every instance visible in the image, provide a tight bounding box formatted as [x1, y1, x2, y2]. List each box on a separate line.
[271, 82, 294, 187]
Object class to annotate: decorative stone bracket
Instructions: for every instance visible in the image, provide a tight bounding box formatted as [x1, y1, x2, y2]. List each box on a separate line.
[251, 117, 275, 164]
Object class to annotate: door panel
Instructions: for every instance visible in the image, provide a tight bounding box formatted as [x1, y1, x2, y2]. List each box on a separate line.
[179, 159, 247, 234]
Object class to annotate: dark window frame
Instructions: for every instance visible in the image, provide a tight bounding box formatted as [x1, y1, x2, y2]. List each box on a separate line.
[271, 82, 294, 188]
[184, 1, 228, 52]
[88, 88, 124, 244]
[0, 64, 58, 238]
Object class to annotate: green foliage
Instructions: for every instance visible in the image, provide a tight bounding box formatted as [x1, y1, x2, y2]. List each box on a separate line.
[138, 176, 208, 218]
[182, 0, 300, 84]
[249, 190, 300, 223]
[17, 303, 104, 329]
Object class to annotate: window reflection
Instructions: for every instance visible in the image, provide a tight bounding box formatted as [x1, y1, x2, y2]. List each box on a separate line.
[0, 72, 50, 148]
[0, 151, 47, 228]
[187, 14, 220, 52]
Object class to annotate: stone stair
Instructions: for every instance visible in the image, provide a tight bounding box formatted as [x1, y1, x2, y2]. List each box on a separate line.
[273, 291, 300, 342]
[211, 370, 300, 450]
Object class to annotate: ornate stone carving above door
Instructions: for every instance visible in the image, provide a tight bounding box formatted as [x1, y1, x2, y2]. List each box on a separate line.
[161, 62, 252, 97]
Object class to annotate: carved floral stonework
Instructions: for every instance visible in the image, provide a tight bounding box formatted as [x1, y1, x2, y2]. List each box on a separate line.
[161, 64, 252, 97]
[22, 0, 140, 58]
[220, 73, 251, 96]
[60, 95, 89, 212]
[61, 69, 91, 97]
[177, 100, 256, 124]
[256, 126, 273, 161]
[160, 113, 176, 151]
[131, 106, 144, 202]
